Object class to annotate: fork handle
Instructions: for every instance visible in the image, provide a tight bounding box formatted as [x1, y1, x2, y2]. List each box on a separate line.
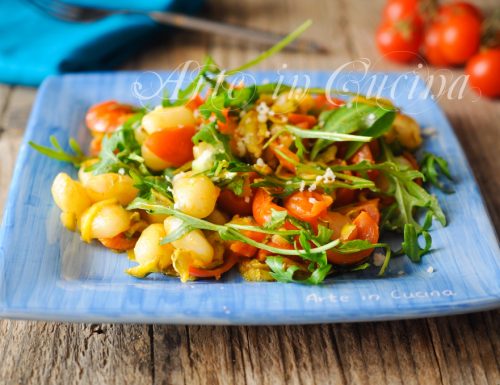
[149, 11, 327, 53]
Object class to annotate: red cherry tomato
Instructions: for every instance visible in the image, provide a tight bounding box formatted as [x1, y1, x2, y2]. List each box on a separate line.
[423, 23, 450, 66]
[336, 199, 381, 224]
[228, 218, 267, 258]
[382, 0, 423, 27]
[439, 13, 481, 65]
[216, 108, 237, 134]
[256, 239, 294, 261]
[284, 191, 334, 221]
[314, 95, 345, 110]
[327, 211, 380, 265]
[188, 252, 240, 279]
[376, 20, 423, 63]
[438, 2, 482, 23]
[270, 142, 300, 173]
[349, 144, 379, 181]
[99, 233, 137, 251]
[85, 101, 135, 134]
[218, 188, 253, 216]
[287, 113, 318, 128]
[144, 126, 196, 167]
[334, 188, 357, 207]
[252, 188, 287, 226]
[185, 94, 204, 110]
[465, 49, 500, 98]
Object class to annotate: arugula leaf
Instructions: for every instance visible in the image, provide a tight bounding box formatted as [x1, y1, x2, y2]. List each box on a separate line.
[334, 239, 377, 253]
[381, 144, 446, 230]
[198, 93, 227, 121]
[266, 257, 300, 282]
[192, 122, 232, 156]
[225, 20, 312, 75]
[344, 110, 396, 159]
[286, 125, 372, 143]
[420, 152, 454, 193]
[160, 222, 193, 245]
[87, 113, 145, 176]
[264, 209, 288, 230]
[311, 103, 395, 159]
[314, 225, 334, 245]
[173, 56, 216, 106]
[223, 176, 245, 196]
[266, 256, 332, 284]
[29, 135, 87, 167]
[401, 224, 432, 262]
[130, 171, 173, 201]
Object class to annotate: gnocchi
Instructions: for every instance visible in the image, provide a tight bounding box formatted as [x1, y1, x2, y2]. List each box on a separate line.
[79, 161, 138, 205]
[163, 216, 214, 265]
[80, 199, 131, 242]
[172, 173, 219, 218]
[51, 172, 92, 230]
[142, 105, 195, 134]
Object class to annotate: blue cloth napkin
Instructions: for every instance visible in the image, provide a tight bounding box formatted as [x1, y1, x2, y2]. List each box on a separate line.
[0, 0, 204, 86]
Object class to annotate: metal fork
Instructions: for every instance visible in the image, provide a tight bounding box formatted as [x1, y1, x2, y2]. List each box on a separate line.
[24, 0, 328, 53]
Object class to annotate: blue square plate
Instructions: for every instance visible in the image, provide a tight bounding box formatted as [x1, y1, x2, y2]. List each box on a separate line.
[1, 71, 499, 324]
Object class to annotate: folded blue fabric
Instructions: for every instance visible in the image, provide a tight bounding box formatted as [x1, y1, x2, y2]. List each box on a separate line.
[0, 0, 204, 86]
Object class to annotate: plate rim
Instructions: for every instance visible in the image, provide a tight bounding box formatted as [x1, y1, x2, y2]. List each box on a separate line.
[1, 70, 499, 325]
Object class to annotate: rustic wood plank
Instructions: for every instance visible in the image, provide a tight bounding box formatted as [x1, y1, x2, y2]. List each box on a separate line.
[1, 86, 36, 132]
[427, 311, 500, 385]
[0, 322, 153, 385]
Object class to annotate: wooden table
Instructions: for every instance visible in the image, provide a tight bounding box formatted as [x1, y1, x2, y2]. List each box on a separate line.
[0, 0, 499, 384]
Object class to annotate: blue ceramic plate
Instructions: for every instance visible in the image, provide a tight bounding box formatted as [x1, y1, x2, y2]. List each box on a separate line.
[1, 71, 499, 324]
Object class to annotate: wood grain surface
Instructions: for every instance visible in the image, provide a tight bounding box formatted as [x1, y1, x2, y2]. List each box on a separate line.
[0, 0, 499, 384]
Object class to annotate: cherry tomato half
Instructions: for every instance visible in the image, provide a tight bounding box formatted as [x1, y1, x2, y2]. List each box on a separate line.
[218, 188, 253, 216]
[85, 101, 135, 134]
[284, 191, 333, 221]
[143, 125, 196, 167]
[252, 188, 287, 226]
[327, 211, 380, 265]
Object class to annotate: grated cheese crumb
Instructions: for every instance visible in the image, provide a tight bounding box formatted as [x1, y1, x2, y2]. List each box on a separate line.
[308, 183, 317, 192]
[299, 180, 306, 192]
[118, 168, 126, 175]
[308, 197, 318, 204]
[422, 127, 437, 137]
[256, 102, 270, 114]
[323, 168, 336, 183]
[256, 158, 266, 167]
